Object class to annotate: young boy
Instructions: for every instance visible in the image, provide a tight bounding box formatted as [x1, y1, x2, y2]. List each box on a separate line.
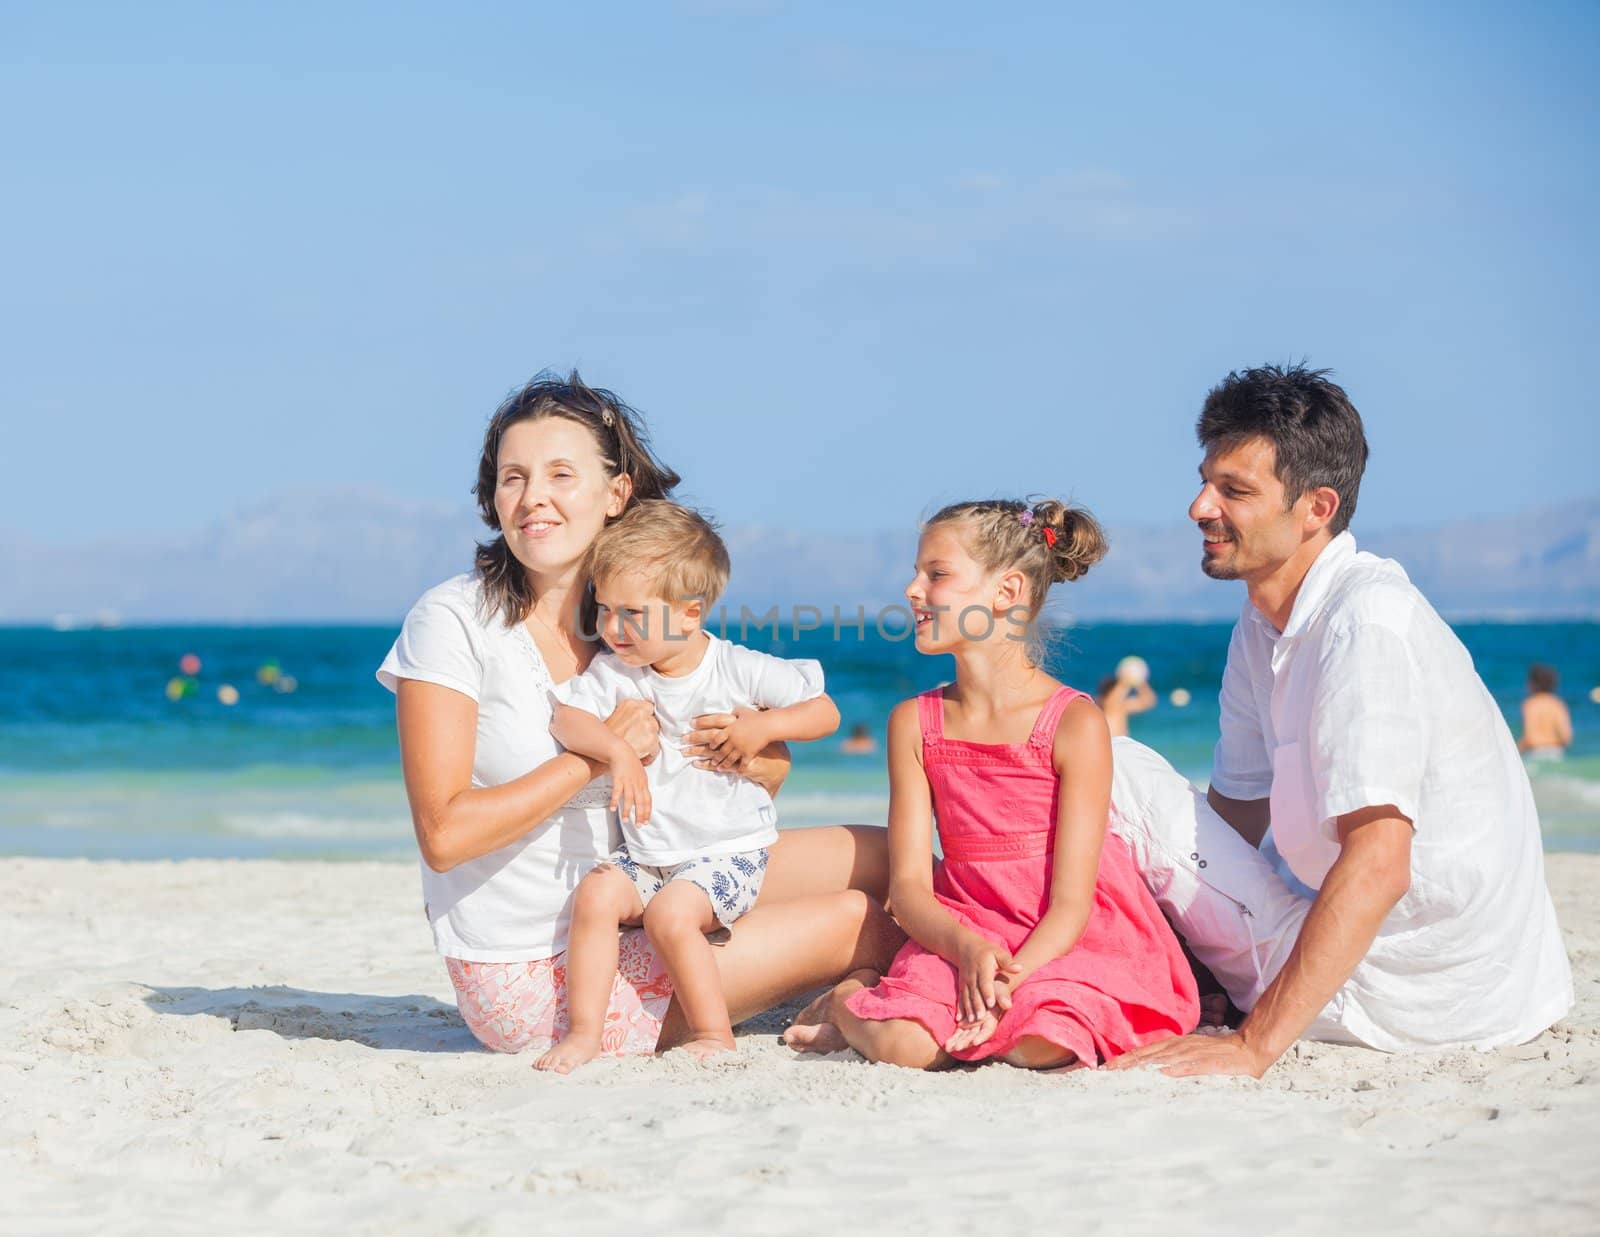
[1519, 663, 1573, 761]
[534, 500, 840, 1072]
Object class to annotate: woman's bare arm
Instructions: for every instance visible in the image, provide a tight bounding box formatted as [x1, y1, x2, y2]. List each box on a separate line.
[396, 680, 657, 872]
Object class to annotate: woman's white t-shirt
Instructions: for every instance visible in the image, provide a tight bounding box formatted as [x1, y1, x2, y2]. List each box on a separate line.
[377, 573, 616, 962]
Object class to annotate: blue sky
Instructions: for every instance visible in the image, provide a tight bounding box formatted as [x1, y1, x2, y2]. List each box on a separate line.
[4, 1, 1597, 545]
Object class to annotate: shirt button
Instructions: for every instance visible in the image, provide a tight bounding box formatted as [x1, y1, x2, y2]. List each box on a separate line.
[1199, 860, 1208, 869]
[1190, 852, 1199, 861]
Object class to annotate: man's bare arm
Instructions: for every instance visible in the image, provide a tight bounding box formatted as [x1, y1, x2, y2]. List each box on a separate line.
[1110, 804, 1412, 1078]
[1206, 785, 1270, 849]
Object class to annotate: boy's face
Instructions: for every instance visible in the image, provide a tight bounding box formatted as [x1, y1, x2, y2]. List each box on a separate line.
[593, 568, 703, 667]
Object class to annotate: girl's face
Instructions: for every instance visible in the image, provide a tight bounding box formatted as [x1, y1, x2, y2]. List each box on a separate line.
[493, 417, 631, 580]
[905, 523, 1021, 653]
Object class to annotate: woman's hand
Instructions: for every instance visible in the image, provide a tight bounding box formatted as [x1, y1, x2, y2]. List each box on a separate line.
[604, 699, 660, 765]
[609, 753, 652, 827]
[688, 708, 772, 774]
[955, 935, 1021, 1026]
[684, 708, 768, 775]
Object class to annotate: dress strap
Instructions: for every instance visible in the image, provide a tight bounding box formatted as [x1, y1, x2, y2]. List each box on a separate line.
[1028, 684, 1087, 749]
[916, 687, 946, 741]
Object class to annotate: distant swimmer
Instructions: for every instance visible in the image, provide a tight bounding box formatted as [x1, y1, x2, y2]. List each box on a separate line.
[841, 722, 877, 755]
[1519, 664, 1573, 761]
[1097, 666, 1157, 739]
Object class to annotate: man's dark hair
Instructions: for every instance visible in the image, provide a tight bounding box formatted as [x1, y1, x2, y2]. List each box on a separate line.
[1196, 364, 1369, 536]
[1527, 663, 1558, 695]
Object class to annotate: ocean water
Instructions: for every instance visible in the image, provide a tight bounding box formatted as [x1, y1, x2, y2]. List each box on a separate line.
[2, 621, 1597, 860]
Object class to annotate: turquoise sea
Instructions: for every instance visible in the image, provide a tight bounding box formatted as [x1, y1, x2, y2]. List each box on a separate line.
[3, 621, 1597, 860]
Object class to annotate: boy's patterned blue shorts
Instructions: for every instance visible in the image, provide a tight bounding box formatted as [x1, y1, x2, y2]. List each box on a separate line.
[608, 845, 770, 931]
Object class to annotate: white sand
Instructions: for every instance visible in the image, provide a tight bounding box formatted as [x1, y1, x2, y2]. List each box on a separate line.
[3, 855, 1597, 1236]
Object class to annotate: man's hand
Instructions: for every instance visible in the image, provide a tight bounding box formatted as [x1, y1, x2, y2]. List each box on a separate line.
[1105, 1030, 1271, 1078]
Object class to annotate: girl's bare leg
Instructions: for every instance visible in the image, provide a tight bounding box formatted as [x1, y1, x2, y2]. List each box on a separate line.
[787, 969, 949, 1069]
[759, 825, 889, 906]
[1000, 1036, 1080, 1070]
[534, 867, 642, 1074]
[644, 882, 736, 1059]
[656, 890, 903, 1051]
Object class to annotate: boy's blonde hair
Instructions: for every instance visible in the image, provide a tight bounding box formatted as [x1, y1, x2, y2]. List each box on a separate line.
[586, 499, 731, 610]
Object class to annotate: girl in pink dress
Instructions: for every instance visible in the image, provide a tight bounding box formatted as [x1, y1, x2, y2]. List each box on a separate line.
[788, 498, 1199, 1069]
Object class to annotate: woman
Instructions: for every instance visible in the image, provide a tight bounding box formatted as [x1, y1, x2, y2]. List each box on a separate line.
[379, 372, 897, 1055]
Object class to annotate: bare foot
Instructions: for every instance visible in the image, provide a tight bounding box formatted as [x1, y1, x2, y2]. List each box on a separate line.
[783, 1020, 848, 1053]
[782, 968, 878, 1054]
[681, 1036, 736, 1061]
[534, 1032, 600, 1074]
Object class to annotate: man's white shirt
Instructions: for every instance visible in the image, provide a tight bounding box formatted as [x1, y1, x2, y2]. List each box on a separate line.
[1210, 532, 1572, 1050]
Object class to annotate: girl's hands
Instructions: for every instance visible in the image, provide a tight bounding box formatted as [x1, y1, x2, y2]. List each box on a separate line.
[945, 1009, 1001, 1054]
[955, 935, 1021, 1026]
[684, 708, 769, 775]
[610, 754, 652, 827]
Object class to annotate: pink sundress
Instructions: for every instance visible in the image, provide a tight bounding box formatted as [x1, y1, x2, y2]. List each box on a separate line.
[846, 684, 1199, 1064]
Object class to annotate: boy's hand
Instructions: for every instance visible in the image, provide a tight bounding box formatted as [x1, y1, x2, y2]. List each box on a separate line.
[954, 935, 1021, 1026]
[610, 754, 652, 827]
[690, 708, 770, 774]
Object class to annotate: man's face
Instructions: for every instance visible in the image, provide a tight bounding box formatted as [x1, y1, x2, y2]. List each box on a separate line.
[1188, 438, 1309, 582]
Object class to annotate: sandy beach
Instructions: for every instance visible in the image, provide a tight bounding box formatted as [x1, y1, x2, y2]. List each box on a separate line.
[3, 855, 1597, 1236]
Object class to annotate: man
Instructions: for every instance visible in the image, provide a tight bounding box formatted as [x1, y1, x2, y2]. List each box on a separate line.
[1105, 364, 1572, 1078]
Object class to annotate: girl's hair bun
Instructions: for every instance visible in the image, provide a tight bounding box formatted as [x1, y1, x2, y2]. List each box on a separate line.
[1032, 500, 1108, 584]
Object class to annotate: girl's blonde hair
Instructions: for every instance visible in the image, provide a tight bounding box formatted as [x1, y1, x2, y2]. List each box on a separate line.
[925, 496, 1108, 627]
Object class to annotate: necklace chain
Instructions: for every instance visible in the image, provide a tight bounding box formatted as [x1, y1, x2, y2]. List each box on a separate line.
[528, 605, 582, 671]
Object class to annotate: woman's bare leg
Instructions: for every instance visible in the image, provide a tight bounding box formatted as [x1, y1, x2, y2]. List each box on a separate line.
[656, 890, 902, 1051]
[759, 825, 889, 906]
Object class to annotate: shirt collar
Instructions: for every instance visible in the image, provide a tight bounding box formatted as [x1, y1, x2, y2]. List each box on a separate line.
[1252, 531, 1358, 641]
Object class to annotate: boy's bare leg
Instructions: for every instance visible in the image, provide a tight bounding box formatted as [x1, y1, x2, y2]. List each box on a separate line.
[534, 866, 643, 1074]
[644, 881, 737, 1059]
[656, 890, 903, 1050]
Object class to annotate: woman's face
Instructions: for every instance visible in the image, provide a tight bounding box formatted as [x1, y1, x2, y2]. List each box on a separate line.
[493, 417, 631, 579]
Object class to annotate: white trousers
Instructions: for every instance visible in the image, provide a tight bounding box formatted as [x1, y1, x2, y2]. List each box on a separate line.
[1109, 738, 1363, 1044]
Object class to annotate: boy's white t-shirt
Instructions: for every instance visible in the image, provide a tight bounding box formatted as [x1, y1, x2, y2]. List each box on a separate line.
[551, 632, 824, 866]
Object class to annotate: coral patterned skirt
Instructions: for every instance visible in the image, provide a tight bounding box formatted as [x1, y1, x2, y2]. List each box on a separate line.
[445, 928, 673, 1055]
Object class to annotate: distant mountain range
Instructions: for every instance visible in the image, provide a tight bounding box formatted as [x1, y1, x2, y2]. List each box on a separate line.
[5, 490, 1597, 624]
